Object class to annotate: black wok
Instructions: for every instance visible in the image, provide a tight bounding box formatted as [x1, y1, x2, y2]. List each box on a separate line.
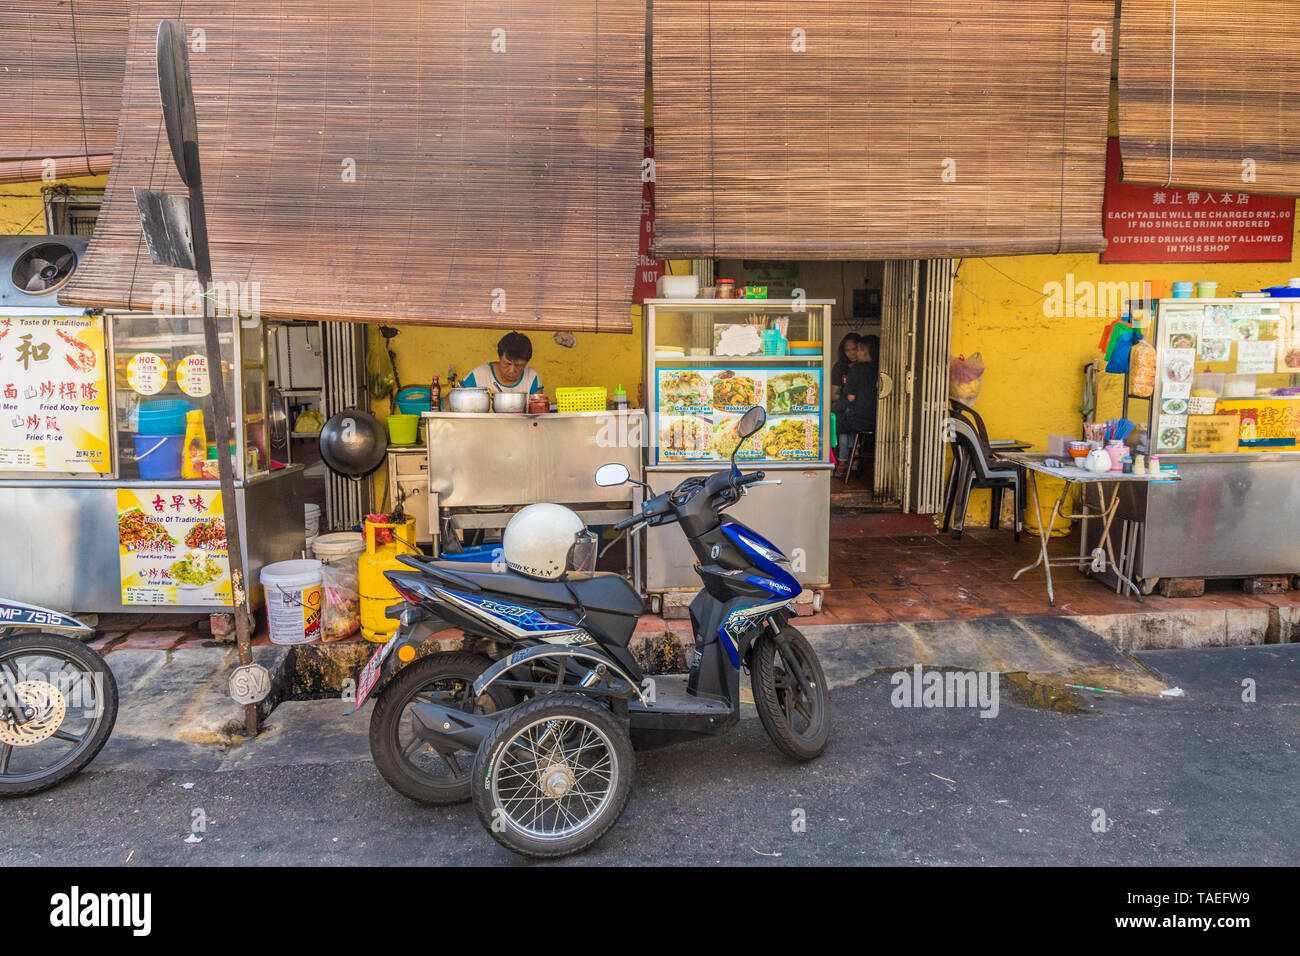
[318, 409, 388, 478]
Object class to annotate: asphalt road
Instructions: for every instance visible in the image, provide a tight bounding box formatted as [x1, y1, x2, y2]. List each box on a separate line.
[2, 644, 1295, 866]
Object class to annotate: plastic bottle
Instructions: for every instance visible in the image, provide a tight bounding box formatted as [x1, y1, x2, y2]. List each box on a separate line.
[181, 409, 207, 479]
[613, 385, 628, 411]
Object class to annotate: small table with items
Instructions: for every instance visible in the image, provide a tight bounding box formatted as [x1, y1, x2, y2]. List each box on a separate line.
[999, 454, 1180, 606]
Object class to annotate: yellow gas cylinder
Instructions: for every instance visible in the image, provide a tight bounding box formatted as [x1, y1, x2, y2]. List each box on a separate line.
[359, 516, 417, 642]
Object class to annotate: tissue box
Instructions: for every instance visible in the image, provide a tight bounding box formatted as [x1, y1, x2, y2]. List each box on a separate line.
[656, 274, 699, 299]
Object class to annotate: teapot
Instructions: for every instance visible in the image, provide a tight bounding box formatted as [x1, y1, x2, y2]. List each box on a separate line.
[1084, 447, 1113, 473]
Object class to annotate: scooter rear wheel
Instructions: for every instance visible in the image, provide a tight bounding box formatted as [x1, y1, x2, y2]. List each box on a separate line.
[471, 693, 633, 858]
[751, 624, 830, 761]
[369, 651, 514, 805]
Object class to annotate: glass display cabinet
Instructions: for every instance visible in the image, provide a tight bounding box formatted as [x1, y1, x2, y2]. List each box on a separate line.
[642, 299, 834, 607]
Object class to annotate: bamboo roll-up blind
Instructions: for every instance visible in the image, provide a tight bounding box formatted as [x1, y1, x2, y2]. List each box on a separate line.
[1118, 1, 1300, 195]
[651, 1, 1114, 259]
[0, 1, 129, 161]
[61, 1, 645, 332]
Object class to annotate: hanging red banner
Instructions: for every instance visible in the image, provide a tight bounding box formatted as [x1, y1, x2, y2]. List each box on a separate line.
[632, 128, 665, 302]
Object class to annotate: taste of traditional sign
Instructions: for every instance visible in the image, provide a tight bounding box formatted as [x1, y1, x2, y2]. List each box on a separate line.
[1102, 139, 1295, 264]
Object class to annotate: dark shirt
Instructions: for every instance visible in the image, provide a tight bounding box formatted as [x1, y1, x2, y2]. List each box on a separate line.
[844, 360, 879, 433]
[831, 359, 853, 394]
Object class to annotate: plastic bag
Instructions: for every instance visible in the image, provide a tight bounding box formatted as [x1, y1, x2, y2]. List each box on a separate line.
[949, 352, 985, 406]
[1129, 340, 1156, 397]
[319, 563, 361, 642]
[366, 328, 397, 401]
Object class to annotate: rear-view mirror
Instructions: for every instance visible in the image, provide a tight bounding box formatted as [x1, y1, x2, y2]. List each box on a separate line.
[594, 462, 630, 487]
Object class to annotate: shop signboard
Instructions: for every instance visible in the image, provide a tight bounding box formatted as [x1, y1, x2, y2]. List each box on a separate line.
[655, 366, 821, 463]
[0, 314, 111, 474]
[632, 128, 665, 303]
[1102, 139, 1295, 264]
[116, 488, 233, 606]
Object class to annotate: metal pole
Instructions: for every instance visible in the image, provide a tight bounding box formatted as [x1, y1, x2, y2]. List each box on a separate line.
[153, 20, 257, 735]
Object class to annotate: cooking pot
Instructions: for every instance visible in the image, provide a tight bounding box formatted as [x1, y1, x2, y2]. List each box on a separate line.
[318, 409, 388, 478]
[446, 387, 491, 413]
[492, 391, 527, 414]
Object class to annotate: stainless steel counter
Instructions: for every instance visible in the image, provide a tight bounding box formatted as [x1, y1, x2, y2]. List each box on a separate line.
[0, 465, 305, 613]
[1085, 454, 1300, 581]
[421, 411, 645, 565]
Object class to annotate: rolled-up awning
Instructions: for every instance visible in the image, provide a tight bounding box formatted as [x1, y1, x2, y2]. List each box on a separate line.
[651, 0, 1114, 259]
[0, 1, 128, 164]
[61, 1, 645, 332]
[1118, 0, 1300, 195]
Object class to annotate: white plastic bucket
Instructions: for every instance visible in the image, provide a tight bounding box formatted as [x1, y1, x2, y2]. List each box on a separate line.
[304, 503, 321, 538]
[312, 531, 366, 568]
[260, 559, 323, 645]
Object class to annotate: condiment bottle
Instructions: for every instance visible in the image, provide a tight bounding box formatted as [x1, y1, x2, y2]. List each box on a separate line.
[181, 409, 207, 479]
[613, 385, 628, 411]
[1133, 454, 1146, 475]
[430, 375, 440, 412]
[1148, 455, 1161, 474]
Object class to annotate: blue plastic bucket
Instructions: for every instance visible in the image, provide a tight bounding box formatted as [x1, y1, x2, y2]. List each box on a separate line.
[137, 399, 192, 436]
[394, 386, 432, 416]
[133, 434, 183, 479]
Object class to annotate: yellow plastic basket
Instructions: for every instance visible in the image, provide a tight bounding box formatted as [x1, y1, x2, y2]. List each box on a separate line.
[556, 387, 607, 413]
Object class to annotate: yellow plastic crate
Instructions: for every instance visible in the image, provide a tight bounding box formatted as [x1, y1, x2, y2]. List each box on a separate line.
[556, 386, 607, 413]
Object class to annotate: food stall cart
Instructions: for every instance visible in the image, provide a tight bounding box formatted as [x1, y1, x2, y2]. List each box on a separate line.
[1100, 297, 1300, 584]
[419, 409, 646, 575]
[0, 306, 305, 614]
[642, 298, 833, 611]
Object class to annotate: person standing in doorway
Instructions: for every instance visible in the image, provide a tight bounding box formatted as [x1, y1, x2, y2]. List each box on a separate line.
[842, 334, 880, 463]
[832, 333, 862, 460]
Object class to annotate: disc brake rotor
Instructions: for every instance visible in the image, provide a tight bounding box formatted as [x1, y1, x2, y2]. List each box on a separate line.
[0, 681, 68, 746]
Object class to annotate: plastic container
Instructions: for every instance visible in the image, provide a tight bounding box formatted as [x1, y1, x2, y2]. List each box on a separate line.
[387, 413, 419, 445]
[133, 434, 184, 479]
[259, 559, 323, 645]
[1172, 281, 1194, 298]
[136, 399, 192, 436]
[393, 386, 432, 416]
[1143, 279, 1167, 300]
[304, 502, 321, 538]
[438, 543, 504, 564]
[1195, 281, 1219, 298]
[359, 516, 417, 642]
[180, 409, 207, 480]
[556, 387, 607, 413]
[311, 531, 366, 568]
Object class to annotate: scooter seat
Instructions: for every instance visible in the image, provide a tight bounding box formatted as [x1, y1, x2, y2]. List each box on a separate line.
[412, 561, 643, 616]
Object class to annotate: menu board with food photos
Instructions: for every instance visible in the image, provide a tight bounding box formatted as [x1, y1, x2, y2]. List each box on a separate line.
[655, 367, 822, 463]
[0, 315, 111, 474]
[117, 488, 232, 606]
[1153, 301, 1300, 453]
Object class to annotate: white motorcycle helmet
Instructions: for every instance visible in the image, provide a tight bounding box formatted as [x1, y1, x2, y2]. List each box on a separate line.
[502, 503, 598, 581]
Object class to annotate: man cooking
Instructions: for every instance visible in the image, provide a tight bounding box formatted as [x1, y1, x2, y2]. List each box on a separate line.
[461, 331, 544, 395]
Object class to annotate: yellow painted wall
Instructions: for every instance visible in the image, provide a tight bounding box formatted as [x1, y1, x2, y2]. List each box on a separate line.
[0, 174, 106, 233]
[948, 217, 1300, 529]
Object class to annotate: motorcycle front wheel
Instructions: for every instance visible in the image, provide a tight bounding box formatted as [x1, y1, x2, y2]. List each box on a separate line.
[750, 624, 830, 761]
[0, 632, 118, 796]
[369, 651, 514, 805]
[471, 693, 633, 859]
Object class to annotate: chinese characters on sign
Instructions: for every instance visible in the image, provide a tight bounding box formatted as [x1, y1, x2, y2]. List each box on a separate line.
[632, 128, 665, 303]
[0, 316, 110, 473]
[1102, 139, 1295, 264]
[117, 488, 233, 606]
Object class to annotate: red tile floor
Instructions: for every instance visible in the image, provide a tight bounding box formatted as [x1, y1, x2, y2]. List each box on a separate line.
[817, 516, 1300, 624]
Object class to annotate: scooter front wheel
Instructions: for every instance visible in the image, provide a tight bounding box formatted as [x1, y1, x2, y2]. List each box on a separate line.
[751, 624, 830, 761]
[471, 693, 633, 858]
